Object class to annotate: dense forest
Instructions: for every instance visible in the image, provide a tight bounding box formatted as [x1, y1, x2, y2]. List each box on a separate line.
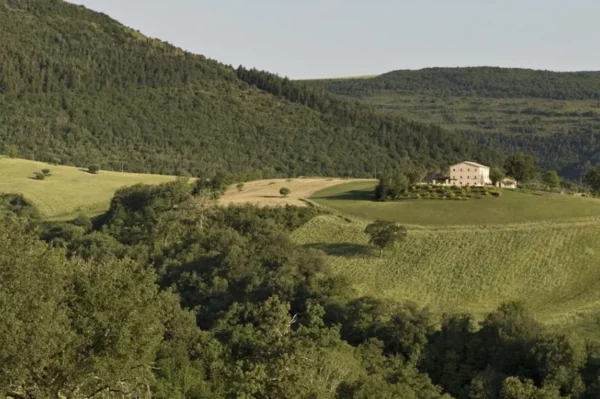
[0, 0, 494, 178]
[2, 180, 600, 398]
[310, 67, 600, 100]
[309, 68, 600, 178]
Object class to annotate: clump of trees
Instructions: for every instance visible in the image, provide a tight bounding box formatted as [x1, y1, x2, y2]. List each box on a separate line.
[88, 164, 100, 174]
[375, 172, 409, 200]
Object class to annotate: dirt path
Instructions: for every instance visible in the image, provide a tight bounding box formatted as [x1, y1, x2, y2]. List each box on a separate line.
[219, 178, 373, 207]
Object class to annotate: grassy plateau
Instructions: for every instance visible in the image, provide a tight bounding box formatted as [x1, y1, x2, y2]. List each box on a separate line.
[310, 181, 600, 225]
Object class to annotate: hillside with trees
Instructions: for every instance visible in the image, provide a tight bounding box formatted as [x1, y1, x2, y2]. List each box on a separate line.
[309, 68, 600, 178]
[0, 0, 495, 179]
[3, 180, 600, 398]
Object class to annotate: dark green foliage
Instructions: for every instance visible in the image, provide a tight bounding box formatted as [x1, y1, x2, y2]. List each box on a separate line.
[236, 182, 244, 192]
[504, 153, 538, 183]
[543, 170, 561, 189]
[41, 168, 50, 175]
[192, 173, 229, 199]
[364, 220, 408, 255]
[0, 193, 41, 219]
[490, 167, 505, 186]
[34, 171, 45, 180]
[280, 187, 291, 197]
[375, 173, 409, 200]
[584, 166, 600, 192]
[87, 164, 100, 174]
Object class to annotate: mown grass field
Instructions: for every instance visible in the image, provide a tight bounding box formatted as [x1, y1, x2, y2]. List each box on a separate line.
[0, 157, 176, 219]
[311, 181, 600, 225]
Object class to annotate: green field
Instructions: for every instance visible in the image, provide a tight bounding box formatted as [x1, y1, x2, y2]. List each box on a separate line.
[292, 214, 600, 329]
[0, 158, 176, 219]
[311, 181, 600, 225]
[301, 181, 600, 337]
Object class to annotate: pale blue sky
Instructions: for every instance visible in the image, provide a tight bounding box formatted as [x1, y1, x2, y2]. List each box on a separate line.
[67, 0, 600, 79]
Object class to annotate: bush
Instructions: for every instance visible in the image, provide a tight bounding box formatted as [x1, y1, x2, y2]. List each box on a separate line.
[42, 168, 51, 176]
[34, 172, 45, 180]
[236, 182, 245, 192]
[490, 191, 502, 197]
[72, 214, 93, 231]
[279, 187, 291, 197]
[88, 164, 100, 174]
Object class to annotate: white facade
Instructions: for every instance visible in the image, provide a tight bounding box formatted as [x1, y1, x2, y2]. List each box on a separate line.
[449, 161, 492, 187]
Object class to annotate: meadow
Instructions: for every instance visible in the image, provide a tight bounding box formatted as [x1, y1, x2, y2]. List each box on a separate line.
[311, 181, 600, 225]
[0, 158, 176, 219]
[292, 214, 600, 335]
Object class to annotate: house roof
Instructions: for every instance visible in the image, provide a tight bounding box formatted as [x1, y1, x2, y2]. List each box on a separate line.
[450, 161, 490, 169]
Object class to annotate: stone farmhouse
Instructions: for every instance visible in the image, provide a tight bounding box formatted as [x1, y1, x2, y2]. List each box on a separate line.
[449, 161, 492, 187]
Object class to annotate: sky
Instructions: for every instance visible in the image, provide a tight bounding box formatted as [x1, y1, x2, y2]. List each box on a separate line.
[67, 0, 600, 79]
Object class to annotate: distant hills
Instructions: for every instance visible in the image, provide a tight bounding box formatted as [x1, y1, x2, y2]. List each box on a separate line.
[309, 67, 600, 178]
[310, 67, 600, 100]
[0, 0, 488, 179]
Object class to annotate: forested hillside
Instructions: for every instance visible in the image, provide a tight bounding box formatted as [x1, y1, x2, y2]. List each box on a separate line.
[0, 0, 490, 178]
[312, 67, 600, 99]
[310, 68, 600, 178]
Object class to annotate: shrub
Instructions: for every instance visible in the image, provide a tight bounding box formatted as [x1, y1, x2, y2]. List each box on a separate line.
[236, 182, 245, 192]
[279, 187, 291, 197]
[34, 172, 45, 180]
[88, 164, 100, 174]
[42, 168, 51, 176]
[72, 214, 93, 231]
[490, 191, 502, 197]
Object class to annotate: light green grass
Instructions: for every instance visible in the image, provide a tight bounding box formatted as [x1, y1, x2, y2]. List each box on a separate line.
[292, 214, 600, 330]
[311, 181, 600, 225]
[0, 157, 176, 218]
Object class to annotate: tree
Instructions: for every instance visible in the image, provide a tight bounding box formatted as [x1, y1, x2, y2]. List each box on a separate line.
[41, 168, 51, 176]
[406, 167, 425, 185]
[584, 166, 600, 192]
[490, 167, 505, 186]
[34, 172, 45, 180]
[504, 154, 538, 183]
[542, 170, 561, 189]
[88, 164, 100, 174]
[236, 182, 245, 192]
[5, 144, 18, 158]
[280, 187, 291, 197]
[375, 173, 409, 201]
[364, 220, 408, 256]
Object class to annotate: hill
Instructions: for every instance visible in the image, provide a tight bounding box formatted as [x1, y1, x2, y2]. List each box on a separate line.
[309, 67, 600, 178]
[0, 157, 175, 218]
[0, 0, 488, 179]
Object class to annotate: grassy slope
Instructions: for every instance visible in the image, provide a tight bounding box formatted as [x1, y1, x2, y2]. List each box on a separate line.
[297, 182, 600, 337]
[0, 157, 175, 218]
[310, 181, 600, 225]
[292, 214, 600, 326]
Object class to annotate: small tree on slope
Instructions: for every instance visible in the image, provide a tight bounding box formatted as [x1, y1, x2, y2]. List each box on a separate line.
[364, 220, 408, 257]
